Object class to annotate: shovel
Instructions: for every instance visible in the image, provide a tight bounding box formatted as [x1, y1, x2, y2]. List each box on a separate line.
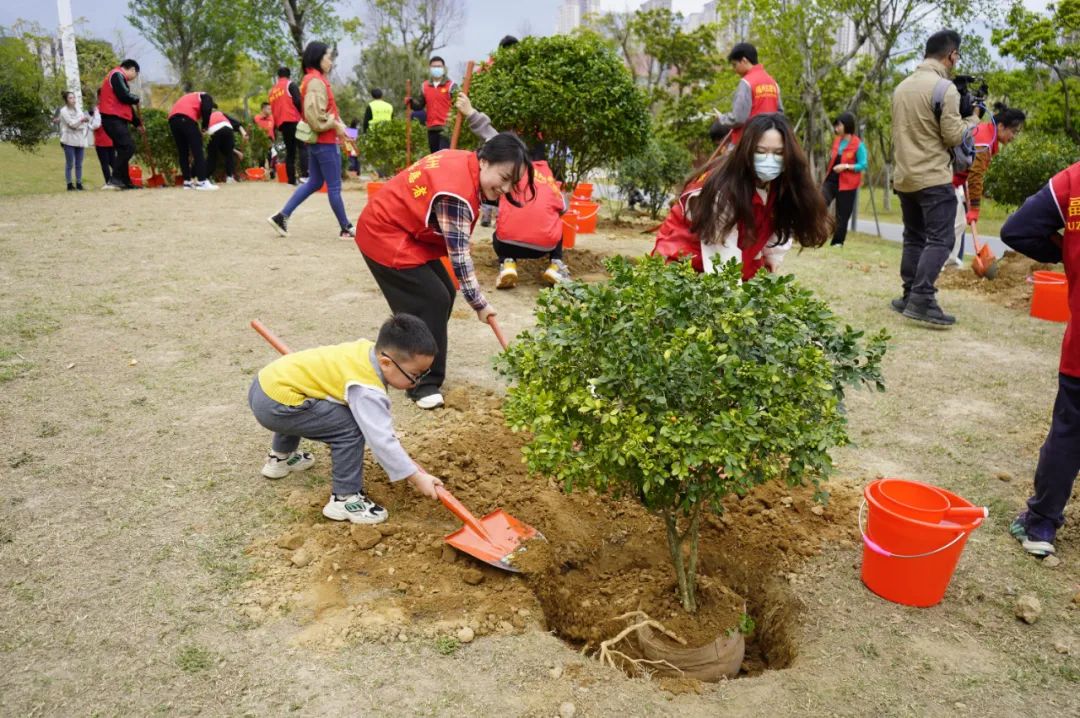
[249, 318, 541, 572]
[969, 221, 999, 280]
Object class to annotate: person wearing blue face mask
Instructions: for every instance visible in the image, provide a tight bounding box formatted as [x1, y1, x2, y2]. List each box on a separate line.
[652, 113, 831, 279]
[409, 56, 456, 154]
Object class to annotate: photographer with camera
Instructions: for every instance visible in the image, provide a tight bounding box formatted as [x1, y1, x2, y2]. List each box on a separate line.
[890, 30, 980, 327]
[946, 102, 1026, 268]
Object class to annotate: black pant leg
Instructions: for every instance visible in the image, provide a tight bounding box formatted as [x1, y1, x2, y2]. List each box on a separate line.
[102, 115, 135, 185]
[280, 123, 298, 184]
[362, 255, 455, 398]
[1026, 373, 1080, 538]
[492, 234, 556, 261]
[833, 189, 857, 246]
[95, 146, 113, 183]
[897, 190, 926, 298]
[427, 128, 443, 154]
[911, 184, 957, 299]
[218, 129, 236, 177]
[168, 115, 193, 180]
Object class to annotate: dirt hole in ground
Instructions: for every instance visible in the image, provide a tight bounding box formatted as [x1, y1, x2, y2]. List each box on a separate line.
[937, 251, 1061, 311]
[240, 389, 860, 686]
[470, 242, 610, 288]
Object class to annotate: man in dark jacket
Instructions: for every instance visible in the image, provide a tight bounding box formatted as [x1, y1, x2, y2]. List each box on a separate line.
[98, 59, 141, 190]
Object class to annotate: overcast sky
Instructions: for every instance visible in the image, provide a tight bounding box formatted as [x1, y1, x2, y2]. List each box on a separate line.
[0, 0, 1051, 85]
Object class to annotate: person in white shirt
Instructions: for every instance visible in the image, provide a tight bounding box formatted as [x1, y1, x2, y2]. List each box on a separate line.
[58, 91, 92, 191]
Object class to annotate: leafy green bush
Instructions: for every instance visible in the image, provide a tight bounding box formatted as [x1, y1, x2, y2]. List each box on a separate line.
[242, 121, 272, 171]
[616, 136, 694, 219]
[0, 38, 52, 151]
[133, 108, 178, 177]
[466, 33, 650, 186]
[986, 132, 1079, 208]
[498, 256, 888, 612]
[360, 118, 427, 177]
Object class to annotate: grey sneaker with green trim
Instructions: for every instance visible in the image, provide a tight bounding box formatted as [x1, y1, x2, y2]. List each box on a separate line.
[322, 492, 388, 524]
[261, 451, 315, 479]
[1009, 517, 1055, 557]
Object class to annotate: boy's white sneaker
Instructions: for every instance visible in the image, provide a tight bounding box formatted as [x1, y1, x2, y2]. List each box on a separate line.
[323, 492, 388, 524]
[194, 179, 219, 191]
[261, 451, 315, 479]
[415, 393, 444, 410]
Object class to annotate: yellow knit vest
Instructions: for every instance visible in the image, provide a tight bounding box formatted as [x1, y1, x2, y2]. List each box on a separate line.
[258, 339, 385, 406]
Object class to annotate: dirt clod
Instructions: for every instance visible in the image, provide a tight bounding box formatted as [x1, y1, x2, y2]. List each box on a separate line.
[558, 701, 576, 718]
[351, 525, 382, 550]
[462, 569, 485, 585]
[441, 544, 458, 564]
[276, 532, 305, 551]
[1043, 555, 1061, 568]
[994, 471, 1013, 483]
[456, 626, 475, 644]
[1054, 641, 1071, 655]
[1015, 595, 1042, 624]
[290, 549, 312, 568]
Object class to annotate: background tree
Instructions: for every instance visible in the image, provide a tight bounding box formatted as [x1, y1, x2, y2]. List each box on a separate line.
[279, 0, 355, 62]
[466, 34, 649, 188]
[0, 36, 53, 151]
[363, 0, 464, 61]
[75, 38, 120, 100]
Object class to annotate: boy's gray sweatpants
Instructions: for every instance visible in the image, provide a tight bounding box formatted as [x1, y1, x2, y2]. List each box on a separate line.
[248, 378, 365, 496]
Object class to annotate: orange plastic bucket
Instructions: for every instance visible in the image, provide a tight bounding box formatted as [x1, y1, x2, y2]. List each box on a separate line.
[561, 212, 577, 249]
[245, 167, 266, 181]
[367, 181, 385, 197]
[276, 163, 288, 183]
[129, 166, 143, 187]
[876, 478, 950, 523]
[861, 479, 986, 607]
[571, 182, 593, 200]
[318, 182, 328, 194]
[174, 175, 185, 187]
[146, 174, 165, 188]
[1030, 270, 1070, 323]
[569, 199, 599, 234]
[439, 256, 459, 289]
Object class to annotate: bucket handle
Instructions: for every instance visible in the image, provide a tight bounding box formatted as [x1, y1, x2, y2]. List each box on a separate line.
[858, 499, 969, 559]
[568, 204, 600, 221]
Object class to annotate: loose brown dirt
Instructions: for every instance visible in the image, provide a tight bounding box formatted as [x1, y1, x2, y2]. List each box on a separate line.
[470, 242, 610, 287]
[937, 251, 1060, 311]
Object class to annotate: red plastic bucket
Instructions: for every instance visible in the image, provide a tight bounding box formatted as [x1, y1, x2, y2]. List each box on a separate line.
[245, 167, 266, 181]
[875, 478, 950, 523]
[571, 182, 593, 200]
[367, 181, 385, 197]
[174, 175, 185, 187]
[569, 199, 599, 234]
[561, 212, 577, 249]
[1030, 270, 1070, 323]
[129, 166, 143, 187]
[318, 182, 328, 194]
[146, 174, 166, 188]
[861, 478, 986, 607]
[276, 163, 288, 183]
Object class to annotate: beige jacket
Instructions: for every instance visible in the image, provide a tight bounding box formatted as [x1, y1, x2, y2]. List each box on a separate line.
[302, 76, 340, 133]
[891, 59, 978, 193]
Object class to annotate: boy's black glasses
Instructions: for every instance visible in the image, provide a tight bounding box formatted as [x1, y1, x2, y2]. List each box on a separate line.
[381, 352, 430, 385]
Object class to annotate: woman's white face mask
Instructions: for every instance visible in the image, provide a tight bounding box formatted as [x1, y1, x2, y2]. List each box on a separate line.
[753, 129, 785, 182]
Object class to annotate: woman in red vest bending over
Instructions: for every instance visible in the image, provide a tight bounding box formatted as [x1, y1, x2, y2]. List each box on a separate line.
[821, 111, 867, 247]
[355, 134, 536, 410]
[652, 113, 831, 278]
[168, 90, 216, 190]
[268, 42, 354, 240]
[455, 93, 571, 287]
[1000, 161, 1080, 558]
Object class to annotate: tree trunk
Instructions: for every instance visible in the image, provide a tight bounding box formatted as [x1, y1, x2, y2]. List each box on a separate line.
[663, 508, 701, 614]
[1055, 66, 1079, 143]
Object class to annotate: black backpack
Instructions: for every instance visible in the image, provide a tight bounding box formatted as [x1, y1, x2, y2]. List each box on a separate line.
[932, 79, 976, 173]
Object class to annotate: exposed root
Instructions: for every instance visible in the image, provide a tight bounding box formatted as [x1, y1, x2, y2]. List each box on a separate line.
[597, 611, 687, 676]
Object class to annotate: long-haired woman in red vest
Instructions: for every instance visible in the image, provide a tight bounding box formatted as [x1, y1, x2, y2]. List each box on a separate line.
[1000, 161, 1080, 557]
[821, 111, 867, 247]
[355, 134, 536, 410]
[267, 42, 354, 239]
[652, 114, 831, 279]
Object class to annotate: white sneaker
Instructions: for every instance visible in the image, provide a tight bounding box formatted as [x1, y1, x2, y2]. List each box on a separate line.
[415, 393, 444, 410]
[225, 176, 237, 184]
[496, 259, 518, 289]
[182, 180, 195, 190]
[194, 180, 218, 191]
[261, 451, 315, 479]
[323, 492, 388, 524]
[542, 259, 571, 285]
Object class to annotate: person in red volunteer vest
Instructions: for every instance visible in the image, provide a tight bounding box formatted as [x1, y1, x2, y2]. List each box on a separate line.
[820, 112, 868, 247]
[652, 114, 830, 279]
[89, 90, 116, 185]
[409, 56, 456, 155]
[254, 102, 276, 176]
[98, 59, 142, 190]
[269, 67, 308, 185]
[168, 90, 216, 190]
[722, 43, 783, 146]
[946, 103, 1026, 267]
[205, 108, 247, 183]
[455, 93, 570, 287]
[267, 42, 354, 239]
[355, 134, 536, 410]
[1000, 161, 1080, 558]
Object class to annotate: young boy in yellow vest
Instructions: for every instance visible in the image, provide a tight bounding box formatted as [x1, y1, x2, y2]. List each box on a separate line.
[248, 314, 444, 524]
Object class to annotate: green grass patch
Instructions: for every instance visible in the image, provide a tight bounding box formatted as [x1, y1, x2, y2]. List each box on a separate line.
[0, 309, 61, 341]
[434, 635, 461, 656]
[0, 349, 33, 383]
[0, 140, 108, 196]
[175, 644, 215, 673]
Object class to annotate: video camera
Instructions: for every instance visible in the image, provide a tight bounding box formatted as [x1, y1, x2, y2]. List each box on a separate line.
[953, 75, 988, 118]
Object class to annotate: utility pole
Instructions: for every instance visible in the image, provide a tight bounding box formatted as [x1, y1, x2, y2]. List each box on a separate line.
[57, 0, 81, 107]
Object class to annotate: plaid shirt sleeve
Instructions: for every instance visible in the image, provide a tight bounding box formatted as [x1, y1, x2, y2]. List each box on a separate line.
[431, 195, 488, 310]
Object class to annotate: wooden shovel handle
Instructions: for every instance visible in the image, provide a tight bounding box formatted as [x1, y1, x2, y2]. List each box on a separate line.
[449, 61, 475, 150]
[250, 319, 292, 355]
[487, 316, 508, 350]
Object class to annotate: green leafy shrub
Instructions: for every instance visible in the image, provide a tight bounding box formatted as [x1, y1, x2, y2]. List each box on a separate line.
[616, 136, 694, 219]
[360, 118, 428, 177]
[133, 108, 178, 177]
[0, 38, 53, 151]
[986, 132, 1079, 208]
[242, 120, 272, 171]
[498, 256, 888, 612]
[466, 33, 650, 187]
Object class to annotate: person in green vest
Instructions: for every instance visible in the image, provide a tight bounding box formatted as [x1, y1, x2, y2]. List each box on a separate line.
[363, 88, 394, 132]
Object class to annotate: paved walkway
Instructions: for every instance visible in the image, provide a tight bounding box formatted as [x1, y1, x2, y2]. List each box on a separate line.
[853, 218, 1007, 257]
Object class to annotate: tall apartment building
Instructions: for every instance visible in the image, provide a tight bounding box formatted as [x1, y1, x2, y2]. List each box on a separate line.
[556, 0, 603, 34]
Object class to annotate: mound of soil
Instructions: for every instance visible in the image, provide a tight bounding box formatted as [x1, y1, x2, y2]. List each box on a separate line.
[239, 389, 860, 680]
[470, 242, 609, 288]
[937, 251, 1059, 310]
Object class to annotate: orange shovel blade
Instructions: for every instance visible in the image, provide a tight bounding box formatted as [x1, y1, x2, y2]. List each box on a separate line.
[445, 509, 540, 572]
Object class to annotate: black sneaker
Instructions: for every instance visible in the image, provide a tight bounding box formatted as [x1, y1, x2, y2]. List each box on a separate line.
[903, 297, 956, 327]
[67, 182, 75, 191]
[76, 183, 84, 191]
[267, 213, 289, 237]
[102, 178, 125, 191]
[890, 296, 908, 314]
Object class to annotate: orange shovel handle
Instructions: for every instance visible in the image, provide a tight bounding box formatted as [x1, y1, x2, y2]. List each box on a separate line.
[487, 316, 508, 350]
[435, 485, 492, 541]
[251, 319, 293, 355]
[449, 61, 475, 150]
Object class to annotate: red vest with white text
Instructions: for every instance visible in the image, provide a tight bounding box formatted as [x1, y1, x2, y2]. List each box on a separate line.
[269, 77, 301, 127]
[356, 150, 482, 269]
[495, 160, 565, 251]
[1049, 162, 1080, 378]
[98, 68, 133, 121]
[730, 65, 780, 144]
